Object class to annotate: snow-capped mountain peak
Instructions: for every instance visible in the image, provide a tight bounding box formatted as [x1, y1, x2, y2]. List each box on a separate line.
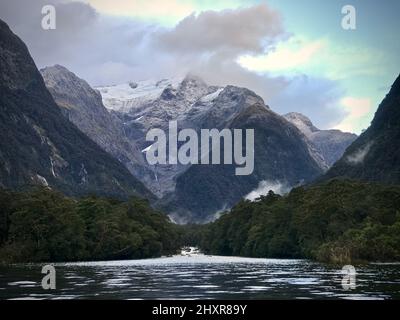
[96, 76, 184, 113]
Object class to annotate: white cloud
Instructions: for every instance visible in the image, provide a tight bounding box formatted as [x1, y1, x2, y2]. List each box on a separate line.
[84, 0, 195, 25]
[346, 141, 374, 165]
[238, 38, 326, 72]
[245, 180, 289, 201]
[84, 0, 247, 25]
[335, 97, 373, 133]
[238, 35, 387, 82]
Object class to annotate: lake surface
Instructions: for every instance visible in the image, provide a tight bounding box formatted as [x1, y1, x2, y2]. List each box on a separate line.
[1, 254, 400, 300]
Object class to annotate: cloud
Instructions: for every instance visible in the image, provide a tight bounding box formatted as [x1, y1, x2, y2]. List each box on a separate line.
[236, 34, 385, 132]
[0, 0, 348, 131]
[0, 0, 162, 85]
[149, 5, 346, 130]
[268, 75, 346, 129]
[156, 4, 284, 56]
[346, 141, 374, 165]
[84, 0, 250, 25]
[238, 38, 326, 72]
[245, 180, 289, 201]
[85, 0, 195, 21]
[238, 34, 388, 83]
[335, 97, 373, 133]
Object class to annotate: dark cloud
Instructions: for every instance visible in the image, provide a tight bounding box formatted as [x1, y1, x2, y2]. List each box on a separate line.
[156, 4, 284, 56]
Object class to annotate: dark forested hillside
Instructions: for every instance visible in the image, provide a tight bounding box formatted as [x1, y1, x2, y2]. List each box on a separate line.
[0, 19, 153, 200]
[195, 179, 400, 263]
[195, 75, 400, 263]
[0, 187, 182, 263]
[322, 74, 400, 184]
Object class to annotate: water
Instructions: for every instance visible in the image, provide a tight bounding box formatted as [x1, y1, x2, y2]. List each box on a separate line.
[1, 254, 400, 300]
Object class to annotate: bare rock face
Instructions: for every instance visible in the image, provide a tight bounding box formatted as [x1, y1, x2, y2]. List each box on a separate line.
[284, 112, 357, 167]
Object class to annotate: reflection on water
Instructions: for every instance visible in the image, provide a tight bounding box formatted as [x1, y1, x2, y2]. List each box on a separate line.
[0, 255, 400, 300]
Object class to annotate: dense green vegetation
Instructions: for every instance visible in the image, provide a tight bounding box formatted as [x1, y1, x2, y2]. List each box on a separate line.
[195, 179, 400, 263]
[2, 179, 400, 264]
[0, 187, 183, 263]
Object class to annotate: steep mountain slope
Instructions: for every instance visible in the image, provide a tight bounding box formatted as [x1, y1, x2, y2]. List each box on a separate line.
[323, 74, 400, 183]
[284, 112, 357, 166]
[99, 75, 225, 196]
[0, 19, 153, 199]
[162, 103, 325, 223]
[40, 65, 156, 193]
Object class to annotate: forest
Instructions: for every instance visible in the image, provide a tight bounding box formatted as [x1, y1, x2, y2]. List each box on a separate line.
[0, 187, 183, 263]
[1, 179, 400, 264]
[194, 179, 400, 264]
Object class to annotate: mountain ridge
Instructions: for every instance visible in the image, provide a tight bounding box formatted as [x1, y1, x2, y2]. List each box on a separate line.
[284, 112, 357, 167]
[40, 64, 156, 193]
[0, 19, 154, 200]
[162, 101, 325, 223]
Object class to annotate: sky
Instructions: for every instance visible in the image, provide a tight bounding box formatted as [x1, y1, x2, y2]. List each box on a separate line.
[0, 0, 399, 134]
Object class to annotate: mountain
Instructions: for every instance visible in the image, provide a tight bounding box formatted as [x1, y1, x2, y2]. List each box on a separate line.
[0, 19, 153, 199]
[284, 112, 357, 167]
[323, 74, 400, 183]
[97, 75, 224, 196]
[40, 65, 156, 193]
[162, 101, 325, 223]
[97, 76, 327, 223]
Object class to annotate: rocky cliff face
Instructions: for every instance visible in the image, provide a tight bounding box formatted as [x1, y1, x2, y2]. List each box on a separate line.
[0, 19, 154, 200]
[284, 112, 357, 167]
[323, 74, 400, 183]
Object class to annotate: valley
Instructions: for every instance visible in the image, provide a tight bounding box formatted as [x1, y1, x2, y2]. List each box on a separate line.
[0, 17, 399, 267]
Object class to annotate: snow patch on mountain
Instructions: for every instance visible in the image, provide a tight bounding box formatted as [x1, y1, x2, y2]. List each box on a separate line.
[96, 77, 184, 113]
[199, 87, 224, 103]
